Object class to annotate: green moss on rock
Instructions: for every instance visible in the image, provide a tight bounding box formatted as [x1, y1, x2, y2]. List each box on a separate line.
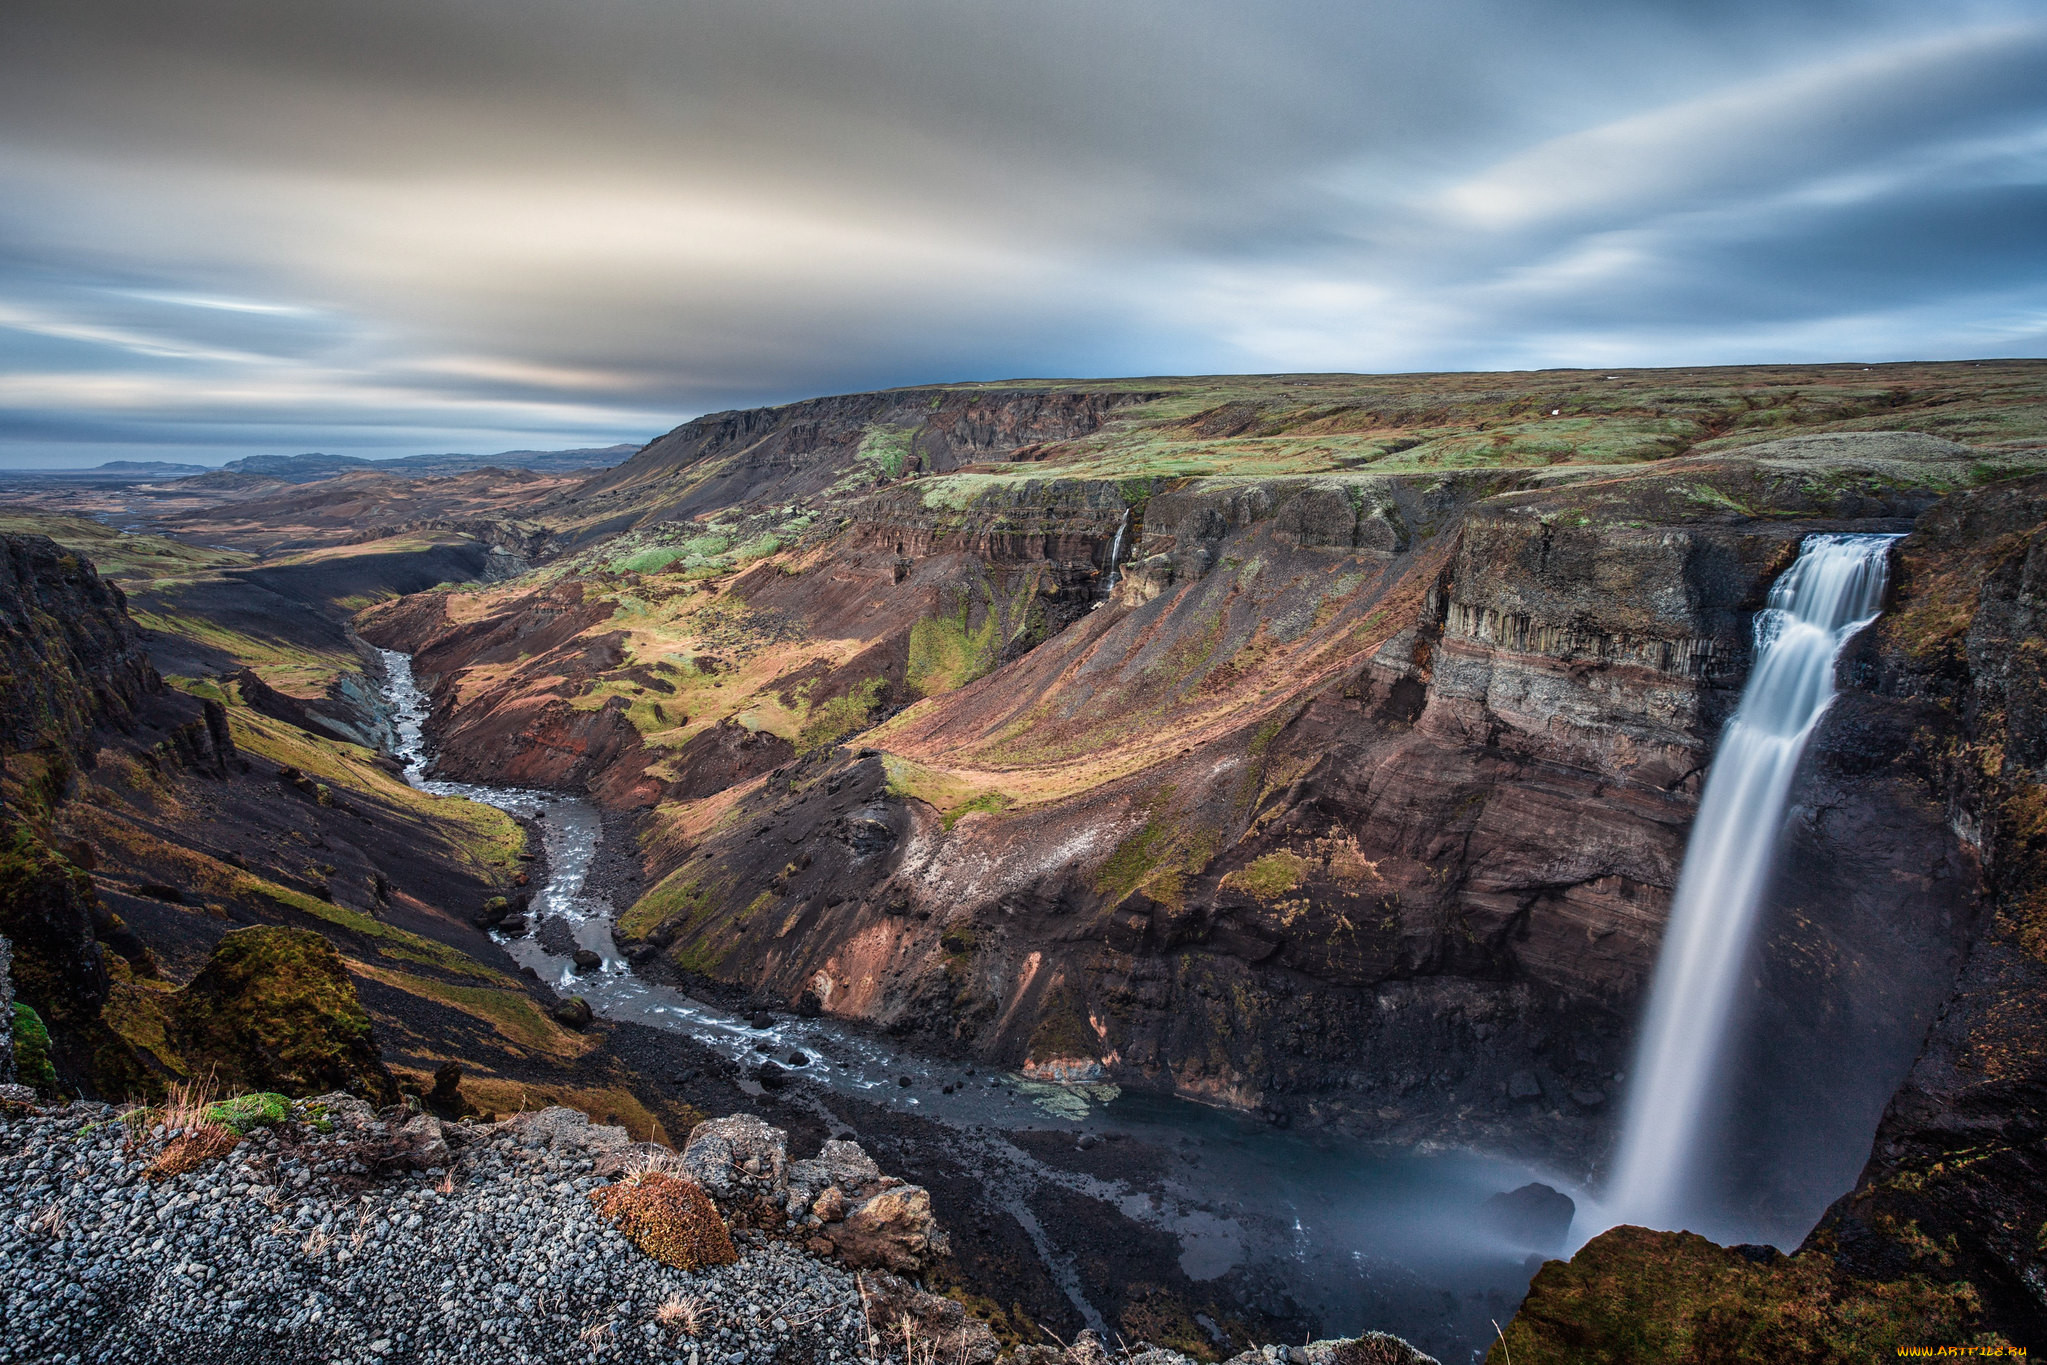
[165, 925, 397, 1104]
[12, 1003, 57, 1094]
[204, 1091, 291, 1134]
[0, 827, 109, 1032]
[1026, 991, 1100, 1065]
[1490, 1225, 2004, 1364]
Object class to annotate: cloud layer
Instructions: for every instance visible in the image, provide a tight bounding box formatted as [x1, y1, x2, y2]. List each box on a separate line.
[2, 0, 2043, 465]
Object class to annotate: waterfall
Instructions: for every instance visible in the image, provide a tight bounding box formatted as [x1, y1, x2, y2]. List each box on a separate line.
[1098, 508, 1132, 601]
[1606, 532, 1900, 1232]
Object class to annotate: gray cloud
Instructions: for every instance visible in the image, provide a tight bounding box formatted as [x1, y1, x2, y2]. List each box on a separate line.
[0, 0, 2041, 465]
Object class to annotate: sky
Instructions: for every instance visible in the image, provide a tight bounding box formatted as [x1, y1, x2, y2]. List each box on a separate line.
[2, 1, 2044, 468]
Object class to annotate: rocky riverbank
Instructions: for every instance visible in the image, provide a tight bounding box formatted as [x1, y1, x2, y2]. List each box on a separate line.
[0, 1090, 1434, 1365]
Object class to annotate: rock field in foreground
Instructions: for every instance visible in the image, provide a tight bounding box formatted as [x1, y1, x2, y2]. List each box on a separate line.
[0, 1092, 1435, 1365]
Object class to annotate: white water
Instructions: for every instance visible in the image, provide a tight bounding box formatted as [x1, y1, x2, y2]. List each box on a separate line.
[1606, 533, 1900, 1234]
[1097, 508, 1131, 602]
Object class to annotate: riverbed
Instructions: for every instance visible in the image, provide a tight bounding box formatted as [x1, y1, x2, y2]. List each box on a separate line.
[380, 648, 1561, 1362]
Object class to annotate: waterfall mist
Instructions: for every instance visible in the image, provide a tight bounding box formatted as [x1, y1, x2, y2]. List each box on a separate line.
[1608, 532, 1902, 1236]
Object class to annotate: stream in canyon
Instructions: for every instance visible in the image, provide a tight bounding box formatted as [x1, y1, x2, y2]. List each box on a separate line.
[379, 648, 1571, 1360]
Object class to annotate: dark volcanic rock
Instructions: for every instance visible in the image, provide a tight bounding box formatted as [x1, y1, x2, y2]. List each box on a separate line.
[1499, 471, 2047, 1352]
[1482, 1182, 1575, 1252]
[157, 926, 399, 1103]
[0, 534, 154, 755]
[1793, 472, 2047, 1347]
[0, 834, 110, 1044]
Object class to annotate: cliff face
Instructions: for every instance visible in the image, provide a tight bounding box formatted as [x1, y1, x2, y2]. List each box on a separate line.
[1497, 471, 2047, 1352]
[0, 534, 156, 761]
[551, 387, 1160, 546]
[374, 427, 1998, 1192]
[0, 532, 239, 1087]
[1795, 472, 2047, 1341]
[619, 443, 1974, 1186]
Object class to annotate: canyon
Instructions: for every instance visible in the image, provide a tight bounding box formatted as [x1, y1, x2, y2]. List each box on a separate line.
[4, 360, 2047, 1357]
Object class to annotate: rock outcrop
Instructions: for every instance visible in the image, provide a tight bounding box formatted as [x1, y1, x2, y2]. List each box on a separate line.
[146, 925, 400, 1104]
[680, 1114, 952, 1274]
[0, 533, 156, 759]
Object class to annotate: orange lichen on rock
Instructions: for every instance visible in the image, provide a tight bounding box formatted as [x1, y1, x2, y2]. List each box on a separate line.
[589, 1172, 738, 1271]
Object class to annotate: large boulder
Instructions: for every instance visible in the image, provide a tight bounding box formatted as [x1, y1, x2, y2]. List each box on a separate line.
[679, 1113, 788, 1199]
[389, 1113, 451, 1170]
[1481, 1182, 1575, 1253]
[833, 1183, 949, 1273]
[504, 1105, 629, 1154]
[1488, 1225, 1995, 1363]
[166, 925, 397, 1103]
[782, 1134, 950, 1273]
[786, 1137, 882, 1208]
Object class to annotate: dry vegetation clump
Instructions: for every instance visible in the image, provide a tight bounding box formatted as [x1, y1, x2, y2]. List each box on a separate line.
[144, 1121, 241, 1180]
[1332, 1336, 1437, 1365]
[135, 1078, 242, 1180]
[589, 1171, 738, 1270]
[654, 1293, 706, 1336]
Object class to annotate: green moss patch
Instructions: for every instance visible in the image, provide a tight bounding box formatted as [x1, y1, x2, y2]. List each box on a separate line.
[796, 676, 884, 753]
[164, 925, 397, 1102]
[907, 595, 1005, 699]
[358, 964, 580, 1056]
[219, 695, 526, 878]
[1026, 993, 1100, 1065]
[1223, 851, 1309, 900]
[1492, 1225, 2003, 1364]
[12, 1003, 57, 1094]
[204, 1091, 291, 1134]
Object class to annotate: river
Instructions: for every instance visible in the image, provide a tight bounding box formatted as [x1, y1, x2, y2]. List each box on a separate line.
[379, 647, 1561, 1362]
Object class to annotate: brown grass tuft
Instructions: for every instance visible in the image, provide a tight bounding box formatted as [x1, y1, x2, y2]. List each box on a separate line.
[589, 1172, 738, 1271]
[145, 1123, 240, 1180]
[142, 1081, 242, 1181]
[654, 1293, 706, 1336]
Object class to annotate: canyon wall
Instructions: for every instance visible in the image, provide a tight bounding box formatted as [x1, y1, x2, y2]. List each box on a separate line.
[372, 418, 1998, 1196]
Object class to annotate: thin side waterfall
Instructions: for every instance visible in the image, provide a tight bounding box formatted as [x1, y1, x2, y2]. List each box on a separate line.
[1098, 508, 1131, 601]
[1607, 532, 1900, 1232]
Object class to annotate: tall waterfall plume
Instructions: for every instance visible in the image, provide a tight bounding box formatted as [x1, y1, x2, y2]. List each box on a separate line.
[1607, 532, 1901, 1232]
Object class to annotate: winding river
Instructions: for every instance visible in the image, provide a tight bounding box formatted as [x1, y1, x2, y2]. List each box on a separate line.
[380, 648, 1559, 1361]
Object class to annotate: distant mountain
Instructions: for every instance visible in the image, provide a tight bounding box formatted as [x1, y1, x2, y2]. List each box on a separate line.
[0, 445, 640, 489]
[94, 460, 216, 476]
[0, 459, 214, 484]
[214, 444, 640, 483]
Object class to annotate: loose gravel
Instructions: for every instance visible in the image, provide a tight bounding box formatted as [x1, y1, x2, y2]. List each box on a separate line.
[0, 1095, 1434, 1365]
[0, 1098, 876, 1365]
